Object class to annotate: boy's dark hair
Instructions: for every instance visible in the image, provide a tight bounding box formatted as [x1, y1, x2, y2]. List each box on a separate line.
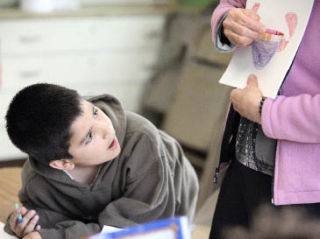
[6, 83, 82, 165]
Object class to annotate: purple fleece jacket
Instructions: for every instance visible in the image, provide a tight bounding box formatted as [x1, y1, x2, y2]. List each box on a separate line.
[211, 0, 320, 205]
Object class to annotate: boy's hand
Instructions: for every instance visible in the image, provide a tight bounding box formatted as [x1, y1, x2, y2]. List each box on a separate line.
[23, 231, 42, 239]
[9, 206, 41, 238]
[223, 8, 265, 46]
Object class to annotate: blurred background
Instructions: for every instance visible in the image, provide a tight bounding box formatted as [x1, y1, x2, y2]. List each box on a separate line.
[0, 0, 233, 233]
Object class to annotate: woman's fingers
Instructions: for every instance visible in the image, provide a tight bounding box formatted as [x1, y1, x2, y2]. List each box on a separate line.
[224, 8, 265, 46]
[224, 27, 257, 46]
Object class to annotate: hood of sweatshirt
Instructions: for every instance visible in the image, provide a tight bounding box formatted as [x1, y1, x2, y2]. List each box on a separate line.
[27, 94, 127, 186]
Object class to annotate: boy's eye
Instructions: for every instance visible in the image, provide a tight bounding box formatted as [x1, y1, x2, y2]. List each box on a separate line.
[85, 131, 93, 144]
[93, 107, 98, 118]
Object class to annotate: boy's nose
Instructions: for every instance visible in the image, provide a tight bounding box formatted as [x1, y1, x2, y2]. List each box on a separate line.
[97, 121, 110, 138]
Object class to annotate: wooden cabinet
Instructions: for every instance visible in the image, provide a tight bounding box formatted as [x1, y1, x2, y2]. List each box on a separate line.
[0, 17, 163, 54]
[0, 12, 165, 160]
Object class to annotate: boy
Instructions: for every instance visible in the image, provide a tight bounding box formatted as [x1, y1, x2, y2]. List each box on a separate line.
[4, 83, 199, 239]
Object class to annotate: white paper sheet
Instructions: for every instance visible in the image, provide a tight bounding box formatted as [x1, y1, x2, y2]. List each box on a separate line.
[101, 225, 122, 234]
[0, 222, 17, 239]
[219, 0, 314, 98]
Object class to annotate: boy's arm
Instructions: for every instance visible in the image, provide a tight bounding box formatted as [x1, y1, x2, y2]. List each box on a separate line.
[23, 202, 102, 239]
[98, 162, 166, 227]
[5, 191, 102, 239]
[5, 206, 41, 238]
[6, 206, 102, 239]
[38, 220, 101, 239]
[13, 154, 168, 239]
[97, 133, 183, 227]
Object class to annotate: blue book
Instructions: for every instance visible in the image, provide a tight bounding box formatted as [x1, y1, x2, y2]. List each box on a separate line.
[89, 216, 190, 239]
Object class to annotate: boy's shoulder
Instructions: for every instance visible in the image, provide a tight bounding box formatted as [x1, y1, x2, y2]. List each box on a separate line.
[120, 112, 170, 177]
[125, 111, 160, 140]
[19, 160, 51, 199]
[21, 160, 39, 183]
[123, 111, 178, 154]
[122, 111, 177, 155]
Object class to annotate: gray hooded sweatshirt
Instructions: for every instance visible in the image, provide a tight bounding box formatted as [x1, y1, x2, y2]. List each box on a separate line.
[5, 94, 198, 239]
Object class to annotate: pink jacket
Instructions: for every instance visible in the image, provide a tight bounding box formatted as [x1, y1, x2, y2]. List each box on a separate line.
[212, 0, 320, 205]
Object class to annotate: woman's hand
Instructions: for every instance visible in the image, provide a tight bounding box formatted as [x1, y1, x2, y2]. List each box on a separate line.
[230, 74, 263, 124]
[223, 8, 265, 46]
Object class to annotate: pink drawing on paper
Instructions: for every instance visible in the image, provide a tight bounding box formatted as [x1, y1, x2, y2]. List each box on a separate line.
[250, 3, 298, 69]
[286, 12, 298, 37]
[278, 12, 298, 51]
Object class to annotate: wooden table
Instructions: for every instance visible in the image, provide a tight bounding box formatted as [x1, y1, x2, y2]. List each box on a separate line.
[192, 225, 211, 239]
[1, 221, 211, 239]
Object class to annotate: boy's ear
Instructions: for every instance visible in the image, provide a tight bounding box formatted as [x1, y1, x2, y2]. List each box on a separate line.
[49, 159, 75, 171]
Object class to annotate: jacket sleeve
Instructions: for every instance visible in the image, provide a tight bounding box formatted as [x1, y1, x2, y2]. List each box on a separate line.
[97, 133, 175, 228]
[4, 163, 102, 239]
[38, 220, 101, 239]
[262, 95, 320, 143]
[4, 188, 103, 239]
[33, 206, 101, 239]
[35, 212, 101, 239]
[211, 0, 246, 51]
[4, 201, 102, 239]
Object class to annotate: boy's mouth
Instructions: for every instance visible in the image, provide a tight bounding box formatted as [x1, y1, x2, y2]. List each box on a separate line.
[108, 138, 117, 150]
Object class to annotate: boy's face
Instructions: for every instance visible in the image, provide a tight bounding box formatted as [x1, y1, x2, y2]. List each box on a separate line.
[67, 100, 121, 167]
